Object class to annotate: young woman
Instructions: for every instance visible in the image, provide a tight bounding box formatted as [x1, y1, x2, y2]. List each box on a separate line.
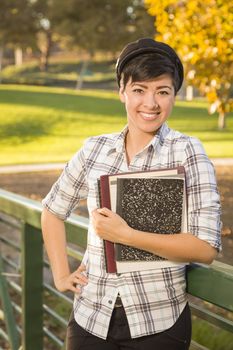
[41, 38, 221, 350]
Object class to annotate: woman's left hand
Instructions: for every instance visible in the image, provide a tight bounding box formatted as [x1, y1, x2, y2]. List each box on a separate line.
[92, 207, 132, 244]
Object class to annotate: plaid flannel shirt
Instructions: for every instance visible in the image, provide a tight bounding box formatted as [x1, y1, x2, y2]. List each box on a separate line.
[42, 123, 221, 339]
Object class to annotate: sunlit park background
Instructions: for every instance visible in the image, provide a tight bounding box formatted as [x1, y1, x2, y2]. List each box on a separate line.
[0, 1, 233, 350]
[0, 0, 232, 165]
[1, 84, 233, 165]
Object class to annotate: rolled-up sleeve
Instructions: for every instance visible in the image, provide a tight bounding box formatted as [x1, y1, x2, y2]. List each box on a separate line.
[183, 138, 222, 251]
[42, 147, 88, 220]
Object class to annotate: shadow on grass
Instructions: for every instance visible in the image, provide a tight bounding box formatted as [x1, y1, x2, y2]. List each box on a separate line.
[0, 88, 125, 144]
[0, 112, 125, 144]
[0, 88, 124, 117]
[1, 87, 232, 145]
[0, 117, 60, 144]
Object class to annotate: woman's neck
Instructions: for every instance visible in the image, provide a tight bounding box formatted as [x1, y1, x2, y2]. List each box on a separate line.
[124, 130, 154, 165]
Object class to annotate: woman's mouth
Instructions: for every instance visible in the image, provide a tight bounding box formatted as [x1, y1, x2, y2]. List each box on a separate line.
[139, 111, 161, 120]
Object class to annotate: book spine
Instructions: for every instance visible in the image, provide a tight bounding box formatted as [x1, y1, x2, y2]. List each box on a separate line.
[100, 175, 117, 273]
[97, 179, 108, 270]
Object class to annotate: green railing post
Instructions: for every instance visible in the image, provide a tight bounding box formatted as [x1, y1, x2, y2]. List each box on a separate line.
[21, 223, 43, 350]
[0, 255, 20, 350]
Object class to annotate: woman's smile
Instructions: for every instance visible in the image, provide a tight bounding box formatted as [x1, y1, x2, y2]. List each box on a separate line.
[139, 111, 161, 121]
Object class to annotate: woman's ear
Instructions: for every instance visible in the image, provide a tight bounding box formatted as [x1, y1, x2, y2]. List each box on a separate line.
[119, 86, 125, 103]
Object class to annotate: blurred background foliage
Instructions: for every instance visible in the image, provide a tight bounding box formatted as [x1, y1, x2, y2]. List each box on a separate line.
[145, 0, 233, 129]
[0, 0, 232, 129]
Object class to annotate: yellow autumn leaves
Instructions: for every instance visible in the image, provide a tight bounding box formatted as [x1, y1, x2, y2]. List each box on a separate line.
[145, 0, 233, 128]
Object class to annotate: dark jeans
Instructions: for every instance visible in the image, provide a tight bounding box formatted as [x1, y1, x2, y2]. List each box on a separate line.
[66, 303, 192, 350]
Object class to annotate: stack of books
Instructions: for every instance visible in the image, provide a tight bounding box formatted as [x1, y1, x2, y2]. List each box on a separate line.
[98, 167, 187, 274]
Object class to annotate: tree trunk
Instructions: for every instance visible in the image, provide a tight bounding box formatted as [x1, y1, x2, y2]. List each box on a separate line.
[39, 31, 52, 72]
[186, 85, 193, 101]
[0, 46, 3, 83]
[14, 47, 23, 66]
[76, 60, 89, 90]
[218, 111, 226, 130]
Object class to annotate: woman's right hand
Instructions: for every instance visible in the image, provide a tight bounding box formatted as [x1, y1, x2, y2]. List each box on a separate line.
[55, 264, 88, 293]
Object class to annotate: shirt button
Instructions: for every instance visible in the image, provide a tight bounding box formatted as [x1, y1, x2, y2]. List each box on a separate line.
[108, 300, 113, 304]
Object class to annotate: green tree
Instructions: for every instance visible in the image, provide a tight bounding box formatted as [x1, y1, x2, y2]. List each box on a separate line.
[0, 0, 37, 68]
[51, 0, 155, 88]
[31, 0, 53, 72]
[52, 0, 154, 53]
[0, 0, 61, 72]
[145, 0, 233, 129]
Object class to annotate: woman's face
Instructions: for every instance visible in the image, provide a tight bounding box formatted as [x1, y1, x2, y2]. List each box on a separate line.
[119, 74, 175, 140]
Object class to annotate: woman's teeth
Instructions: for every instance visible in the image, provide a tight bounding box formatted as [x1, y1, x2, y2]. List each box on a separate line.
[140, 112, 160, 119]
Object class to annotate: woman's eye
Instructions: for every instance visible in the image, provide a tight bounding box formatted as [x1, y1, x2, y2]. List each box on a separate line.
[133, 89, 144, 94]
[158, 90, 169, 95]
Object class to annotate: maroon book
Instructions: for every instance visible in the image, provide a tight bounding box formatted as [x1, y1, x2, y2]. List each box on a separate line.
[98, 175, 117, 273]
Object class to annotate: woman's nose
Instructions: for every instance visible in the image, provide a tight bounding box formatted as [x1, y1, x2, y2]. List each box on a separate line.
[143, 92, 159, 109]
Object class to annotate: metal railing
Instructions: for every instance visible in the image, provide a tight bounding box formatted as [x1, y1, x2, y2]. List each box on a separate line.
[0, 188, 233, 350]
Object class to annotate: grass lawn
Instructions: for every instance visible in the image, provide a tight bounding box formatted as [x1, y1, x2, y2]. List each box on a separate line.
[0, 84, 232, 165]
[192, 317, 233, 350]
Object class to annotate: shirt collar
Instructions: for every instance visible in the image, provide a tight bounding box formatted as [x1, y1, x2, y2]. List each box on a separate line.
[107, 123, 170, 155]
[148, 123, 170, 150]
[107, 126, 128, 155]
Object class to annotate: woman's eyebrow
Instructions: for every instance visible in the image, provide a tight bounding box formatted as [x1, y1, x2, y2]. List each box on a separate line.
[131, 83, 148, 89]
[131, 83, 172, 90]
[156, 85, 172, 90]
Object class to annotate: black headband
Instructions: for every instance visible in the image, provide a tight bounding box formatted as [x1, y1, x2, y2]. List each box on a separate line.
[116, 38, 184, 92]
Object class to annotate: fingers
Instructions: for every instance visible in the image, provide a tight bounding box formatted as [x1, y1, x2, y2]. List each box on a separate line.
[78, 263, 86, 272]
[58, 265, 88, 294]
[92, 208, 112, 234]
[70, 284, 82, 294]
[77, 263, 87, 276]
[92, 207, 111, 218]
[75, 265, 88, 284]
[72, 266, 88, 285]
[92, 209, 104, 235]
[97, 207, 111, 216]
